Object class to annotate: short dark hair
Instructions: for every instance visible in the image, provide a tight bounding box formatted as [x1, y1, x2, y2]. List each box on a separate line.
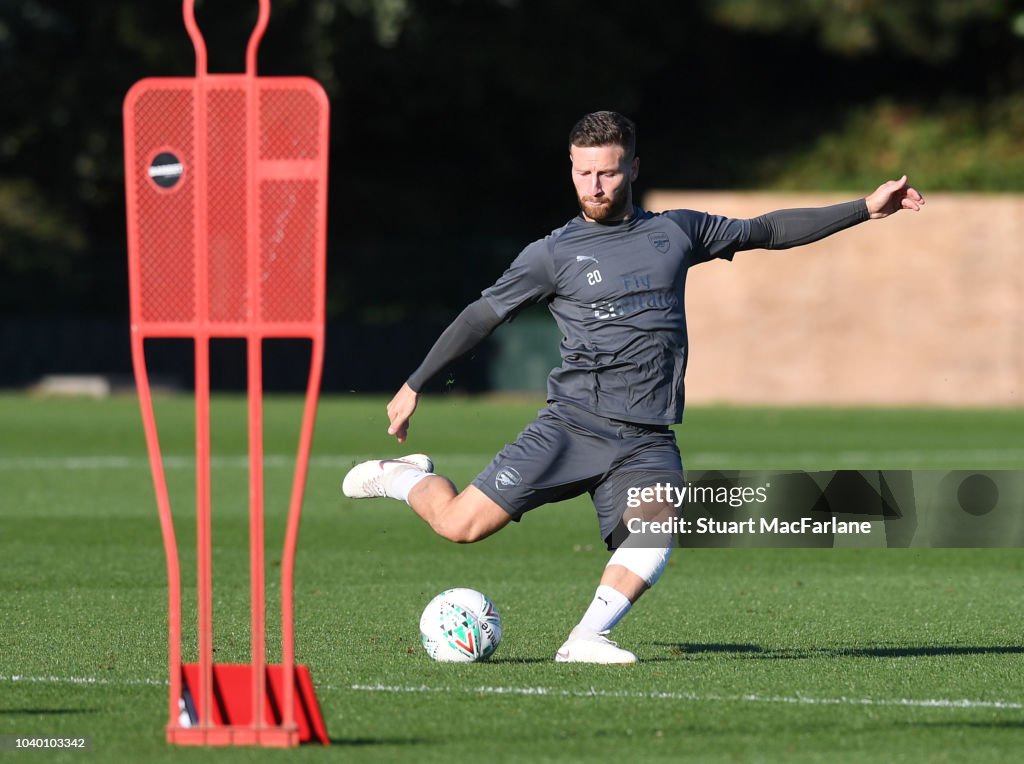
[568, 111, 637, 159]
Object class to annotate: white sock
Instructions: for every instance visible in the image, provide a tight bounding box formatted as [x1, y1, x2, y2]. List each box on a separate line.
[577, 585, 632, 634]
[389, 467, 432, 503]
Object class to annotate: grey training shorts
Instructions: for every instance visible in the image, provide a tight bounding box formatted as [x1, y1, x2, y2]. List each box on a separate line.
[471, 400, 683, 549]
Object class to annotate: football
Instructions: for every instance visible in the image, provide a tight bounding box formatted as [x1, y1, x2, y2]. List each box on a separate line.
[419, 588, 503, 662]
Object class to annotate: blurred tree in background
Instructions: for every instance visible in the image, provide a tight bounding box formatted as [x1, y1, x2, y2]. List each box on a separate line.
[1, 0, 1022, 323]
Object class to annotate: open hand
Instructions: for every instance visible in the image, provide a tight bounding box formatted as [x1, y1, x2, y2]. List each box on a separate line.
[865, 175, 925, 219]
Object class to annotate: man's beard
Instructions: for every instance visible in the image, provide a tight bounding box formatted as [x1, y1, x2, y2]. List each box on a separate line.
[578, 189, 631, 222]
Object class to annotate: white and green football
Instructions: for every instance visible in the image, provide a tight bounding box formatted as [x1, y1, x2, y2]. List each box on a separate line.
[419, 588, 502, 662]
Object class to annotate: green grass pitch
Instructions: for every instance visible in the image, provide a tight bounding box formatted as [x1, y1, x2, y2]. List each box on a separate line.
[1, 393, 1022, 762]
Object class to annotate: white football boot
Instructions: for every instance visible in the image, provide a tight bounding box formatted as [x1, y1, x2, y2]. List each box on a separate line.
[554, 626, 638, 664]
[342, 454, 434, 499]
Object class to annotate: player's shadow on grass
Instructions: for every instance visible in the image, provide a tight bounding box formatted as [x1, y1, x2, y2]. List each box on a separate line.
[843, 646, 1024, 659]
[652, 643, 763, 657]
[328, 737, 433, 746]
[652, 643, 1024, 660]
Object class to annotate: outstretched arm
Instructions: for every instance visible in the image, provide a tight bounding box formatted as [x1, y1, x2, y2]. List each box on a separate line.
[744, 175, 925, 250]
[386, 298, 502, 443]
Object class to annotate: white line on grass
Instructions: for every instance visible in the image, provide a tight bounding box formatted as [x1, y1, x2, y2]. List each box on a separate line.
[348, 682, 1024, 711]
[0, 454, 486, 470]
[692, 449, 1024, 467]
[0, 674, 166, 687]
[3, 449, 1024, 471]
[4, 674, 1018, 712]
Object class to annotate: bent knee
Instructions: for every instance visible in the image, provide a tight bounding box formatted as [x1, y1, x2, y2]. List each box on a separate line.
[428, 488, 511, 543]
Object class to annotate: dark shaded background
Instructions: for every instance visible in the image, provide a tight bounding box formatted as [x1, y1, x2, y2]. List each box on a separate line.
[2, 0, 1022, 391]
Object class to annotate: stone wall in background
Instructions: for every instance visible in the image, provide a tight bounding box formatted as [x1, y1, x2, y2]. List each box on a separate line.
[644, 191, 1023, 406]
